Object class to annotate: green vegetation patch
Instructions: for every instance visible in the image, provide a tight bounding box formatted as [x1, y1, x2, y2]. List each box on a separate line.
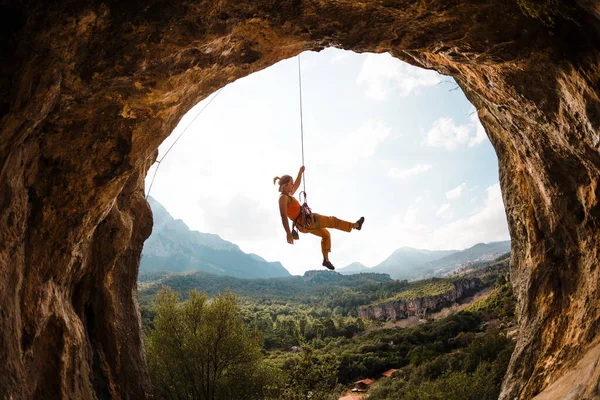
[141, 267, 516, 399]
[327, 281, 517, 398]
[364, 278, 456, 306]
[139, 271, 408, 348]
[393, 279, 455, 300]
[466, 279, 515, 322]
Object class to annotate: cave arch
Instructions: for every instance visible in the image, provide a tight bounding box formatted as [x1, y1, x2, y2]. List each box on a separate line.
[1, 1, 599, 399]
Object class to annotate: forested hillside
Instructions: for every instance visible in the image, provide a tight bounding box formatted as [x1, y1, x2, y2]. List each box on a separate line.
[139, 254, 515, 399]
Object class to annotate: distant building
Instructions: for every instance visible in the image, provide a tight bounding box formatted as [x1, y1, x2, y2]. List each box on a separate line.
[381, 368, 398, 378]
[352, 378, 374, 392]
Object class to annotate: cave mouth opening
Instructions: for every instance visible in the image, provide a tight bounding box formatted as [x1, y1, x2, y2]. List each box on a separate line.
[2, 1, 599, 399]
[143, 48, 509, 277]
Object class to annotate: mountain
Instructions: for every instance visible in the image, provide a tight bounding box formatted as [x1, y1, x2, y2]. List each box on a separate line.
[338, 241, 511, 281]
[337, 262, 370, 275]
[417, 241, 511, 278]
[370, 247, 458, 280]
[141, 197, 291, 279]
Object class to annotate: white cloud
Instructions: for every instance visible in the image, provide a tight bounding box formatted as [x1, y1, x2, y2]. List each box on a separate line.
[424, 114, 488, 150]
[316, 120, 390, 167]
[339, 120, 390, 159]
[199, 194, 279, 242]
[436, 203, 453, 219]
[427, 184, 509, 249]
[357, 53, 443, 101]
[469, 112, 487, 146]
[330, 51, 351, 64]
[388, 164, 432, 179]
[349, 184, 508, 265]
[446, 182, 467, 200]
[404, 204, 419, 224]
[424, 118, 471, 150]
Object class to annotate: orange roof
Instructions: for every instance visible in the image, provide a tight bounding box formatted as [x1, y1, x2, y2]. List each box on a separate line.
[382, 369, 398, 377]
[353, 378, 374, 385]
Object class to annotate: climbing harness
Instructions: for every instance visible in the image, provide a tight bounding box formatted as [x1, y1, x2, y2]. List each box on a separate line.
[292, 190, 315, 238]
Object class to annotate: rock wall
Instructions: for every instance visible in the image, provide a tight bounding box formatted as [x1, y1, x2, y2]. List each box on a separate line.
[358, 278, 482, 321]
[1, 0, 599, 399]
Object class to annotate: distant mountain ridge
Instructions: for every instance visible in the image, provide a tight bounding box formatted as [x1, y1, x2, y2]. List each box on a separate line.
[339, 262, 370, 274]
[143, 197, 509, 281]
[371, 247, 458, 280]
[141, 197, 291, 279]
[338, 247, 456, 279]
[417, 241, 511, 278]
[338, 241, 511, 280]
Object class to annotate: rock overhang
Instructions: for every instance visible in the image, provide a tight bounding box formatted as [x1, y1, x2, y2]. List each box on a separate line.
[1, 1, 599, 399]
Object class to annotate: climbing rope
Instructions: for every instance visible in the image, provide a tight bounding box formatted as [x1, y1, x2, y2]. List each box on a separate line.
[295, 54, 314, 231]
[145, 87, 224, 199]
[127, 87, 224, 342]
[297, 55, 308, 204]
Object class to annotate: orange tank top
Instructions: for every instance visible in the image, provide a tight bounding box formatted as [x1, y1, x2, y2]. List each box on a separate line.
[284, 195, 301, 220]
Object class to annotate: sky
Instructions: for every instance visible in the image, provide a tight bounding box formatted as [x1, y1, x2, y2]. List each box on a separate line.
[144, 48, 510, 276]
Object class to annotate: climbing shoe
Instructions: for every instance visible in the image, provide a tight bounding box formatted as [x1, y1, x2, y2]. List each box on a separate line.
[355, 216, 365, 230]
[322, 260, 335, 270]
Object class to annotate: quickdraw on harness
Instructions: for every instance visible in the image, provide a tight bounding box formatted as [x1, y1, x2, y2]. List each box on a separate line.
[292, 191, 314, 239]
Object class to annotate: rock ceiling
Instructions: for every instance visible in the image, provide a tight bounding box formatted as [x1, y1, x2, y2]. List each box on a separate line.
[1, 0, 599, 398]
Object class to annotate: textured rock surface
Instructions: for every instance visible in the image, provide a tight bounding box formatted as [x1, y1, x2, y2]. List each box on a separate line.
[358, 278, 483, 320]
[0, 0, 599, 399]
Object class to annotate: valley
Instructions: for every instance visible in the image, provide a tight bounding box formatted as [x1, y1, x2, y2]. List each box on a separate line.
[139, 253, 514, 399]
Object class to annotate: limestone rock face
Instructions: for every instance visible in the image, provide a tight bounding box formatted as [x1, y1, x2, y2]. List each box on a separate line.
[0, 0, 599, 399]
[358, 278, 483, 321]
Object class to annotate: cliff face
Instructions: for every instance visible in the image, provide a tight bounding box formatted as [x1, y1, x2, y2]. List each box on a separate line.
[358, 278, 482, 321]
[1, 0, 599, 399]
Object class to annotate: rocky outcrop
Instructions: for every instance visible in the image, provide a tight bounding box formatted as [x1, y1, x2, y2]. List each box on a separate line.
[358, 278, 482, 321]
[1, 1, 599, 399]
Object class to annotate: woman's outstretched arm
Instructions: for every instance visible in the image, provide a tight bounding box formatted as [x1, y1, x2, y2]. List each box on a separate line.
[292, 166, 305, 195]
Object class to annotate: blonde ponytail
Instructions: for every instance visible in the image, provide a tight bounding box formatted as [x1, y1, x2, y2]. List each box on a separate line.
[273, 174, 292, 192]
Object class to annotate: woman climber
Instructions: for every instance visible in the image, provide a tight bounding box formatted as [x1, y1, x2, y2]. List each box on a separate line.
[274, 166, 365, 270]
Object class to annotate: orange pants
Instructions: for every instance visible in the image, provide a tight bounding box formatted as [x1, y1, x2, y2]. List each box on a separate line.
[297, 213, 353, 259]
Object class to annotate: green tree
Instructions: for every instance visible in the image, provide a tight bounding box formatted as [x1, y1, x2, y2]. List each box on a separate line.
[267, 347, 341, 400]
[275, 315, 301, 348]
[145, 287, 263, 400]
